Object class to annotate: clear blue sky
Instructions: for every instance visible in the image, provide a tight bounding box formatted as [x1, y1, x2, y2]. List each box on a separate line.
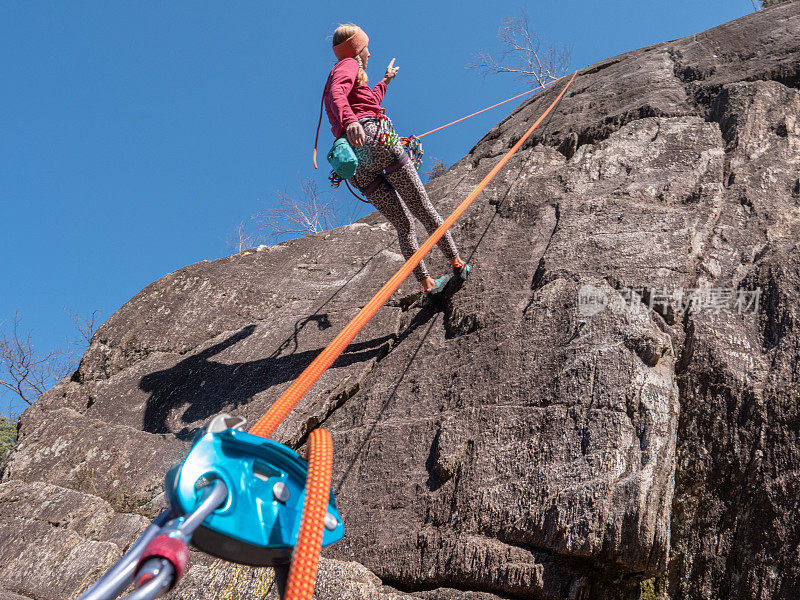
[0, 1, 754, 416]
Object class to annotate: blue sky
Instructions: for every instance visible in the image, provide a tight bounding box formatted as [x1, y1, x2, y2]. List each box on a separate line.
[0, 1, 754, 416]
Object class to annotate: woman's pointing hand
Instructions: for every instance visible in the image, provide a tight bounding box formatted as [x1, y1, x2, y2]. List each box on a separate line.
[383, 58, 399, 84]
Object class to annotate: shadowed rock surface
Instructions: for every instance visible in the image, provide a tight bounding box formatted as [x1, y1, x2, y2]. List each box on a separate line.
[2, 3, 799, 599]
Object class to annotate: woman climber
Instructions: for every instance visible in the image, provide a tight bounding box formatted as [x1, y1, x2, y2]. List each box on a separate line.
[322, 23, 471, 295]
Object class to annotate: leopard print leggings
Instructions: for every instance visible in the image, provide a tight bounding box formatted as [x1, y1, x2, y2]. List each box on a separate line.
[350, 118, 459, 283]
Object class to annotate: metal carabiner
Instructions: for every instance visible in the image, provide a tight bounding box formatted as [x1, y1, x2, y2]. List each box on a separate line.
[78, 479, 228, 600]
[166, 414, 344, 567]
[78, 413, 344, 600]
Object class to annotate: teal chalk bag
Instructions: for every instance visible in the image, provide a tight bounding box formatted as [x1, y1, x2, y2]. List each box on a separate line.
[327, 137, 358, 179]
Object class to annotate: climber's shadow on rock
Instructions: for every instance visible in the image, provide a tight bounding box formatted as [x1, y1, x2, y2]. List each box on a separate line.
[140, 242, 404, 437]
[140, 320, 393, 437]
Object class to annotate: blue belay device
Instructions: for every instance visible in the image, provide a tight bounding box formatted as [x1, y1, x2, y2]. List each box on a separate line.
[165, 415, 345, 567]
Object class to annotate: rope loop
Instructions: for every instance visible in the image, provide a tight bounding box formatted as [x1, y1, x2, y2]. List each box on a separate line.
[328, 170, 343, 189]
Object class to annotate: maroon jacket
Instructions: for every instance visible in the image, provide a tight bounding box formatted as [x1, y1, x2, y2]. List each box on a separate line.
[323, 57, 388, 139]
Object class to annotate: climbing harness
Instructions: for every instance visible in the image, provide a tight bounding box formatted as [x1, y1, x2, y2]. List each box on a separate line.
[80, 72, 576, 600]
[79, 415, 341, 600]
[324, 110, 420, 204]
[313, 77, 562, 203]
[352, 150, 411, 202]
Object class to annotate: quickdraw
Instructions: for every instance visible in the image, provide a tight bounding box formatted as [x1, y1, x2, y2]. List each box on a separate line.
[376, 110, 424, 171]
[402, 134, 424, 171]
[328, 170, 344, 189]
[329, 170, 372, 204]
[375, 109, 400, 148]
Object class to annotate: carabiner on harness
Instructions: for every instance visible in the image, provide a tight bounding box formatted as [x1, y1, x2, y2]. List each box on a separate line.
[376, 110, 424, 171]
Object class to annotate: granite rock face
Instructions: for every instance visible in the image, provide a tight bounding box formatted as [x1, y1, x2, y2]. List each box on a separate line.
[2, 3, 799, 599]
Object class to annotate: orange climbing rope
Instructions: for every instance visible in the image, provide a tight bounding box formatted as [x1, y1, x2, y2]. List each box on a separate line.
[252, 71, 577, 440]
[260, 72, 576, 600]
[314, 77, 563, 169]
[284, 428, 333, 600]
[318, 77, 565, 211]
[416, 78, 561, 138]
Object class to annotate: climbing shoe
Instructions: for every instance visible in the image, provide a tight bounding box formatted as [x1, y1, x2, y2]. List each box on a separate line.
[423, 274, 452, 297]
[452, 263, 472, 283]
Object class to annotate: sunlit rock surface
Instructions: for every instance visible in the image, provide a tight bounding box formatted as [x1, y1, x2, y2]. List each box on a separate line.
[2, 3, 799, 599]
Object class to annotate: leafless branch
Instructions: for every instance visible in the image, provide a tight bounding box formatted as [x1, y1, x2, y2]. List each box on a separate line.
[467, 11, 571, 87]
[226, 221, 265, 253]
[253, 177, 340, 242]
[426, 157, 447, 182]
[0, 312, 63, 405]
[60, 308, 102, 379]
[0, 309, 102, 407]
[65, 308, 100, 346]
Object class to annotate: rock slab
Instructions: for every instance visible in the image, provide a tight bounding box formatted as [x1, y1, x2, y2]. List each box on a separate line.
[2, 3, 799, 599]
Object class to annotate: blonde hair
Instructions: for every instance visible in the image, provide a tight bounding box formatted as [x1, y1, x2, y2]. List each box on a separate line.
[332, 24, 369, 86]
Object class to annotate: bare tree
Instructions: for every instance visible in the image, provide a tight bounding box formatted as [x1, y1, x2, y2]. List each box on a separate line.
[230, 176, 370, 251]
[226, 220, 265, 253]
[253, 177, 340, 242]
[426, 158, 447, 182]
[0, 312, 64, 406]
[66, 308, 100, 346]
[62, 308, 101, 378]
[0, 310, 101, 408]
[467, 11, 571, 87]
